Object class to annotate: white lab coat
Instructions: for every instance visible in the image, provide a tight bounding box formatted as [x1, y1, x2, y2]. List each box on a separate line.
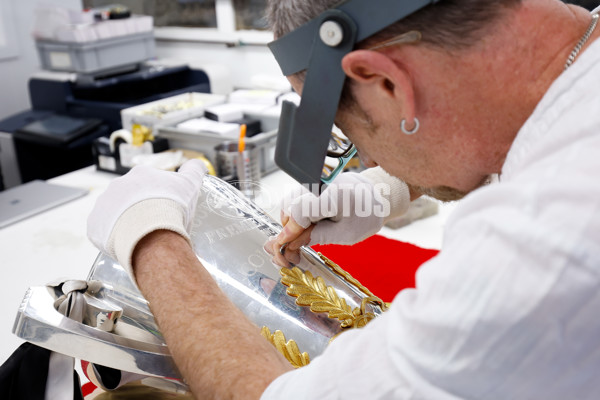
[262, 36, 600, 400]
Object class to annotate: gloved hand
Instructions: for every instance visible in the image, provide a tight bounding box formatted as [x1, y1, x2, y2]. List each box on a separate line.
[266, 170, 412, 267]
[87, 159, 207, 275]
[277, 171, 409, 250]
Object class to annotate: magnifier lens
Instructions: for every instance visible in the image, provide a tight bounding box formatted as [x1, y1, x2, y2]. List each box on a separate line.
[321, 141, 357, 185]
[326, 132, 354, 157]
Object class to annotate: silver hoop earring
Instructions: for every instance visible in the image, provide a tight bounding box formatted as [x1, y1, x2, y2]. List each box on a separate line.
[401, 118, 420, 135]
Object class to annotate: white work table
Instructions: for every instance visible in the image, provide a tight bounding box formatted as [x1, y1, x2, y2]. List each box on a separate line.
[0, 165, 456, 365]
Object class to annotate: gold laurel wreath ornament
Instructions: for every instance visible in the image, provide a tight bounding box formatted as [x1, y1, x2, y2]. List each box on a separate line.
[261, 253, 389, 368]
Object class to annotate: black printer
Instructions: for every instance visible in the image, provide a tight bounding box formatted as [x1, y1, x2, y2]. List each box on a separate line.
[0, 63, 212, 189]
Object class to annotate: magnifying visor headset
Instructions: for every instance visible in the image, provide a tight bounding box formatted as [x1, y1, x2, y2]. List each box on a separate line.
[269, 0, 440, 188]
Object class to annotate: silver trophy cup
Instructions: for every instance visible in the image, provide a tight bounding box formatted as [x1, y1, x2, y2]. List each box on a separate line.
[13, 175, 388, 393]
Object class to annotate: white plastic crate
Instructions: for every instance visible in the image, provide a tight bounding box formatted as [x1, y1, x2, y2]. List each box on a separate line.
[36, 31, 155, 74]
[156, 111, 280, 177]
[120, 92, 227, 132]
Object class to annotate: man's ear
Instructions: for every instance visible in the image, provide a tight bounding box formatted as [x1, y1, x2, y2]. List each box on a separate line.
[341, 50, 415, 121]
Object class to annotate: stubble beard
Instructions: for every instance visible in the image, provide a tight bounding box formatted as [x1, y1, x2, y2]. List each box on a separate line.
[408, 174, 493, 202]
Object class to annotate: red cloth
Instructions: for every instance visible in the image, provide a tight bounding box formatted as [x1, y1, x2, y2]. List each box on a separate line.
[312, 235, 439, 303]
[81, 382, 98, 398]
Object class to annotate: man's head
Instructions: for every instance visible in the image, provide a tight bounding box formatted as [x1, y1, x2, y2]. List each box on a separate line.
[267, 0, 585, 200]
[267, 0, 522, 104]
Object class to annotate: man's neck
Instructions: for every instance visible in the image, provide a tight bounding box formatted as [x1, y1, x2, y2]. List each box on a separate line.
[446, 0, 596, 174]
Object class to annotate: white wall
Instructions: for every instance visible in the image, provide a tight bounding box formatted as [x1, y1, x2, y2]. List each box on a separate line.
[0, 0, 82, 121]
[155, 39, 284, 94]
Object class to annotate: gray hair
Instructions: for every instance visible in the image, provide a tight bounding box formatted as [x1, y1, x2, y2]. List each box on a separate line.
[267, 0, 338, 40]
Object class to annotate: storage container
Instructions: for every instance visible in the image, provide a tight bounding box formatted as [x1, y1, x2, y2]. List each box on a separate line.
[120, 92, 227, 132]
[156, 111, 279, 177]
[36, 31, 155, 74]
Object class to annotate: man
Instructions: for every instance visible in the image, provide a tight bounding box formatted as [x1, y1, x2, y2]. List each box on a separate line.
[87, 0, 600, 398]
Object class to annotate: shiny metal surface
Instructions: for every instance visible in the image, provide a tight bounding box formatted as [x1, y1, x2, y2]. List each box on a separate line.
[13, 286, 181, 379]
[13, 175, 383, 385]
[82, 295, 123, 332]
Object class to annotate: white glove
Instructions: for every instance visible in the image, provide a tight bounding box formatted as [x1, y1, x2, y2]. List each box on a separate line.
[281, 172, 406, 245]
[87, 159, 207, 274]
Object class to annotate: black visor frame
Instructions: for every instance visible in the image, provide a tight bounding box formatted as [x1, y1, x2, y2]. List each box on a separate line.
[268, 0, 440, 186]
